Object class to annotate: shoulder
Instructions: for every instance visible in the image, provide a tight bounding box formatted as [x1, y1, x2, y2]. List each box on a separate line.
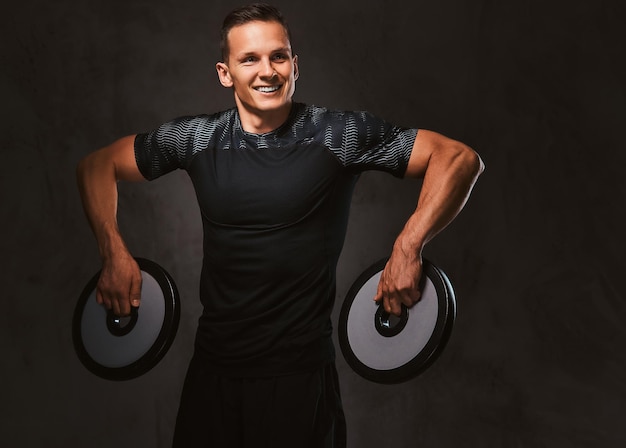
[147, 108, 237, 144]
[294, 103, 373, 131]
[307, 104, 388, 127]
[161, 108, 236, 132]
[297, 103, 352, 120]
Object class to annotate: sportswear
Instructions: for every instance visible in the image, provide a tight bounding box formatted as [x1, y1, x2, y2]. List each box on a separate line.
[134, 102, 417, 376]
[172, 356, 346, 447]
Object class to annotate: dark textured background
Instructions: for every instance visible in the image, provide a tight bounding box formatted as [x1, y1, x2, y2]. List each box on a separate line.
[2, 0, 625, 446]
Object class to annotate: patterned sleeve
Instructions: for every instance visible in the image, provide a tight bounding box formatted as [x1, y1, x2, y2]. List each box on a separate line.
[321, 109, 418, 177]
[134, 115, 207, 180]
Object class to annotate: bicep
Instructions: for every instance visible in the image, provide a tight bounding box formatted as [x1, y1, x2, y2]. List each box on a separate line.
[404, 129, 473, 178]
[94, 135, 146, 182]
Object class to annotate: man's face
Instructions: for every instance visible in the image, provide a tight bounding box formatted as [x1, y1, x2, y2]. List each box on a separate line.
[216, 20, 299, 122]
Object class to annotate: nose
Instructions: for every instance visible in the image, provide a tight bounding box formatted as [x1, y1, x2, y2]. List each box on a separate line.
[259, 58, 276, 79]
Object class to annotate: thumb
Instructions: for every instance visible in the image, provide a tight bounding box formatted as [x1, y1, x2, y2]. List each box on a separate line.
[130, 273, 142, 308]
[374, 273, 384, 303]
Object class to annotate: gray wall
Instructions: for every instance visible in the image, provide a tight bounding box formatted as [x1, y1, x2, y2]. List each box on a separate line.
[2, 0, 625, 446]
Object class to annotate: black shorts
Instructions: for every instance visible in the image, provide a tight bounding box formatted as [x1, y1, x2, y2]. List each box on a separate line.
[172, 356, 347, 448]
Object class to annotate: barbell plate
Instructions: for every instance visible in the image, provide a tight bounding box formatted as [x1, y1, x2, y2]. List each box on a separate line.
[72, 258, 180, 381]
[338, 258, 455, 384]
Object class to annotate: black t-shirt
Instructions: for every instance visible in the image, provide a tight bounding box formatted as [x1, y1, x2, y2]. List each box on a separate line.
[135, 102, 417, 376]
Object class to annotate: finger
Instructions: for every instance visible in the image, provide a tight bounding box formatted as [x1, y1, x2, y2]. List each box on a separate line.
[383, 295, 403, 317]
[400, 288, 421, 307]
[117, 295, 131, 317]
[96, 283, 112, 309]
[130, 273, 142, 308]
[389, 298, 403, 317]
[95, 287, 104, 306]
[374, 276, 384, 303]
[383, 295, 391, 313]
[375, 262, 393, 303]
[111, 295, 122, 316]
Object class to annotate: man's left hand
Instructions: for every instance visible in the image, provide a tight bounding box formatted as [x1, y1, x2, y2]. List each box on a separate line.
[374, 251, 423, 316]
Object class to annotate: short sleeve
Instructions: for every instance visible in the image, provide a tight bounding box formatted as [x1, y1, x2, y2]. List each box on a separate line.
[320, 109, 418, 177]
[134, 115, 208, 180]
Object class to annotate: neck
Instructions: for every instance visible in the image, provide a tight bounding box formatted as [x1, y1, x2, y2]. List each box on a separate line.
[235, 99, 293, 134]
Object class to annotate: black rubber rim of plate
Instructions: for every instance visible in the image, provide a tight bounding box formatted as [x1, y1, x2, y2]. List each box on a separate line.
[338, 257, 456, 384]
[72, 258, 180, 381]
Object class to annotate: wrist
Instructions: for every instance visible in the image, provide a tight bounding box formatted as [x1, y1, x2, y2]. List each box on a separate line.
[96, 222, 130, 261]
[392, 232, 424, 261]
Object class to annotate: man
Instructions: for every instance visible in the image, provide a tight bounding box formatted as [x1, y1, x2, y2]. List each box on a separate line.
[77, 3, 483, 447]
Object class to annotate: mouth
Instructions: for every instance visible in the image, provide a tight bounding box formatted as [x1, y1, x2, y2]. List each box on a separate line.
[254, 84, 282, 93]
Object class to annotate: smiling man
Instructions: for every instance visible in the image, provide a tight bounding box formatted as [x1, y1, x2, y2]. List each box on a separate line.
[215, 18, 298, 133]
[77, 3, 483, 448]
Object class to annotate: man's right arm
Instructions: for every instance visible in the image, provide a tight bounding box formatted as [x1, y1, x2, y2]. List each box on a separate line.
[76, 135, 146, 316]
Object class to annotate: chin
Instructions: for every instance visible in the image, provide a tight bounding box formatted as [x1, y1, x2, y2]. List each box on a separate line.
[254, 99, 291, 112]
[235, 92, 293, 116]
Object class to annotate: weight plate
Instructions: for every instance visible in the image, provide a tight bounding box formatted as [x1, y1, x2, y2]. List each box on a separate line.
[73, 258, 180, 381]
[338, 258, 455, 384]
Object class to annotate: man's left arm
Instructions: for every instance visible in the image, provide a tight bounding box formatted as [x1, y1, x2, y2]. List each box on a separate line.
[375, 129, 484, 316]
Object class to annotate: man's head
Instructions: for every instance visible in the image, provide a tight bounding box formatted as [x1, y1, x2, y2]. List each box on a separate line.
[216, 3, 298, 133]
[220, 3, 292, 62]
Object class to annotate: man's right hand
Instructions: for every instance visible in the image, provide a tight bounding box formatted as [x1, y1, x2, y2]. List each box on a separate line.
[96, 255, 142, 317]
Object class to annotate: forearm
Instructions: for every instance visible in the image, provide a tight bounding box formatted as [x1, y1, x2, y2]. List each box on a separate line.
[395, 142, 484, 258]
[77, 152, 128, 260]
[76, 135, 143, 261]
[76, 137, 146, 315]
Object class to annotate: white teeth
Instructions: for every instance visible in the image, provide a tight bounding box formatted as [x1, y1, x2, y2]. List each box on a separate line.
[256, 85, 280, 93]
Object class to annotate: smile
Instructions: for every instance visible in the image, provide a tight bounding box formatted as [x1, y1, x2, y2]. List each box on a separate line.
[254, 85, 282, 93]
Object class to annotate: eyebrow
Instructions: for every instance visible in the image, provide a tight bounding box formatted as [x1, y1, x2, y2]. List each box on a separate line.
[236, 46, 292, 59]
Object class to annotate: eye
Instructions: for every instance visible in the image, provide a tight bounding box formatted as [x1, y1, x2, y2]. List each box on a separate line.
[241, 56, 257, 64]
[272, 53, 288, 61]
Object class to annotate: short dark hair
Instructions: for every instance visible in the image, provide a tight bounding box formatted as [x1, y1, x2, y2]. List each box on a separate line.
[220, 3, 292, 61]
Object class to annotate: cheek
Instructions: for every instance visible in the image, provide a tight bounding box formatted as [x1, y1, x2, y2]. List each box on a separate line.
[281, 67, 297, 83]
[232, 76, 252, 93]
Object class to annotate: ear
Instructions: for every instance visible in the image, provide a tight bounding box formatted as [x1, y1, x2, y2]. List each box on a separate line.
[293, 54, 299, 81]
[216, 62, 233, 88]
